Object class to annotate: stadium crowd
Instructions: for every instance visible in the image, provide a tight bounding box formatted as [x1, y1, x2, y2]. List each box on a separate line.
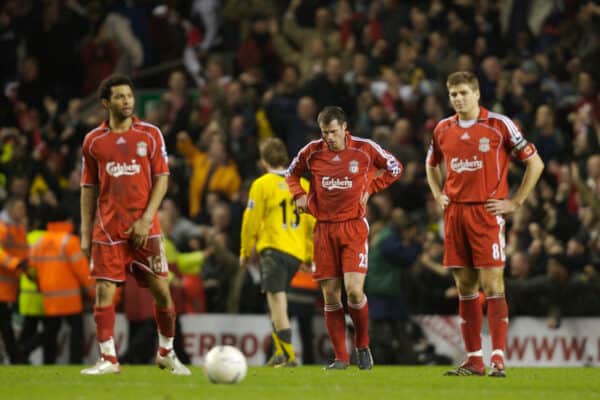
[0, 0, 599, 364]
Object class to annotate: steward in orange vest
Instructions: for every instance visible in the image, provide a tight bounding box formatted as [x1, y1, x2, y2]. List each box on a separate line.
[0, 197, 28, 364]
[29, 218, 94, 364]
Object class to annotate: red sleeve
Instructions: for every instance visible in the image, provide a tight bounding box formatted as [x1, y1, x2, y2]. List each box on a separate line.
[285, 144, 310, 199]
[80, 133, 99, 186]
[150, 128, 170, 176]
[498, 116, 537, 161]
[426, 129, 443, 167]
[367, 139, 402, 194]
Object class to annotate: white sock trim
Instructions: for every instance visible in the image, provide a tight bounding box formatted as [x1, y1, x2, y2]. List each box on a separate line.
[324, 303, 343, 312]
[467, 350, 483, 358]
[99, 337, 116, 357]
[159, 333, 174, 350]
[459, 293, 480, 301]
[486, 293, 505, 300]
[491, 349, 505, 358]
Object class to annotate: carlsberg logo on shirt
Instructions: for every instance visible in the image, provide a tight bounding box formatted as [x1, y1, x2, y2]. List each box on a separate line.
[106, 160, 141, 177]
[321, 176, 353, 190]
[450, 157, 483, 173]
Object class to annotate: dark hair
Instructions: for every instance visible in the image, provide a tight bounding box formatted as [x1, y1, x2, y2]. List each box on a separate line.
[46, 206, 70, 223]
[317, 106, 346, 125]
[259, 138, 289, 167]
[98, 74, 134, 101]
[446, 71, 479, 91]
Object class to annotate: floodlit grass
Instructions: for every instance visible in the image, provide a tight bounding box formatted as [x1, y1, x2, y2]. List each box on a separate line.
[0, 365, 598, 400]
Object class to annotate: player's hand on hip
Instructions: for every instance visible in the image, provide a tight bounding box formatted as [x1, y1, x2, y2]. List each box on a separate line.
[436, 194, 450, 210]
[295, 194, 308, 213]
[126, 217, 152, 248]
[485, 198, 518, 215]
[239, 256, 248, 268]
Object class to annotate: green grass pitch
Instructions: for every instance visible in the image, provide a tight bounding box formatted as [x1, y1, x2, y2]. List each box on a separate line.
[1, 366, 598, 400]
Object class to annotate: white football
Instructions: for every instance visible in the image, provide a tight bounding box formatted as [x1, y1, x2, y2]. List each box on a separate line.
[204, 345, 248, 384]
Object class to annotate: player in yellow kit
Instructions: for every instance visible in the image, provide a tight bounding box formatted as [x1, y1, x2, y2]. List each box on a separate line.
[240, 138, 315, 367]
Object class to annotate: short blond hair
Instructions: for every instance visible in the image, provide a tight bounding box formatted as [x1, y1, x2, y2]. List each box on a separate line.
[259, 138, 289, 167]
[446, 71, 479, 91]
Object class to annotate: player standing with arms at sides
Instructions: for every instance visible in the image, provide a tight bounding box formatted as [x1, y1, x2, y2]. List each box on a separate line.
[286, 106, 402, 370]
[426, 72, 544, 377]
[80, 75, 190, 375]
[240, 138, 315, 367]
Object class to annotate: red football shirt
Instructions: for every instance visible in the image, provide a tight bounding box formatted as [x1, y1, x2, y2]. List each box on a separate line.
[81, 117, 169, 243]
[285, 132, 402, 222]
[426, 107, 537, 203]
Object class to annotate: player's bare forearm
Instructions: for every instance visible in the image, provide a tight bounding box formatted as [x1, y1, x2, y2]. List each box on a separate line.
[285, 174, 306, 200]
[142, 175, 169, 222]
[485, 154, 544, 215]
[512, 153, 544, 206]
[426, 165, 444, 199]
[80, 186, 98, 256]
[426, 164, 450, 210]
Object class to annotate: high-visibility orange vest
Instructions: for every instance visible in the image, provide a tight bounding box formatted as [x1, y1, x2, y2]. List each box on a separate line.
[0, 214, 28, 302]
[29, 221, 94, 316]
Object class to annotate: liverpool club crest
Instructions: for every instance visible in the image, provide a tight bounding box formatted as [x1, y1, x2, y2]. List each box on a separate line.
[137, 141, 148, 157]
[349, 160, 359, 174]
[478, 137, 490, 152]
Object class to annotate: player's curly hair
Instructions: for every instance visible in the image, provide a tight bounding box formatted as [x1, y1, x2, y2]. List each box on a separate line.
[317, 106, 347, 126]
[98, 74, 134, 101]
[259, 138, 289, 167]
[446, 71, 479, 91]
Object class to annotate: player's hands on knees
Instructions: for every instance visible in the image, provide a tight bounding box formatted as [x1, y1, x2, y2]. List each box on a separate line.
[126, 217, 152, 248]
[295, 194, 308, 213]
[436, 194, 450, 210]
[485, 198, 518, 215]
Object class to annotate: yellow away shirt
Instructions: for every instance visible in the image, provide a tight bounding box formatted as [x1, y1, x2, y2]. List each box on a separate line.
[240, 170, 314, 262]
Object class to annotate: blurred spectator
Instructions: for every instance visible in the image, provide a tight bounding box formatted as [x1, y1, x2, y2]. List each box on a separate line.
[237, 14, 280, 81]
[16, 56, 46, 112]
[101, 7, 144, 75]
[80, 1, 119, 96]
[0, 197, 28, 364]
[282, 0, 340, 58]
[29, 215, 94, 364]
[411, 232, 455, 315]
[18, 229, 45, 363]
[532, 104, 565, 162]
[176, 131, 241, 219]
[303, 56, 355, 116]
[160, 70, 195, 149]
[271, 21, 328, 83]
[280, 96, 320, 157]
[264, 64, 303, 143]
[366, 208, 421, 364]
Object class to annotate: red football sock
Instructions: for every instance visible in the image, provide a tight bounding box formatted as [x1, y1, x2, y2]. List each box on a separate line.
[486, 295, 509, 353]
[94, 305, 115, 343]
[154, 305, 176, 338]
[347, 295, 369, 349]
[459, 294, 483, 353]
[324, 303, 349, 363]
